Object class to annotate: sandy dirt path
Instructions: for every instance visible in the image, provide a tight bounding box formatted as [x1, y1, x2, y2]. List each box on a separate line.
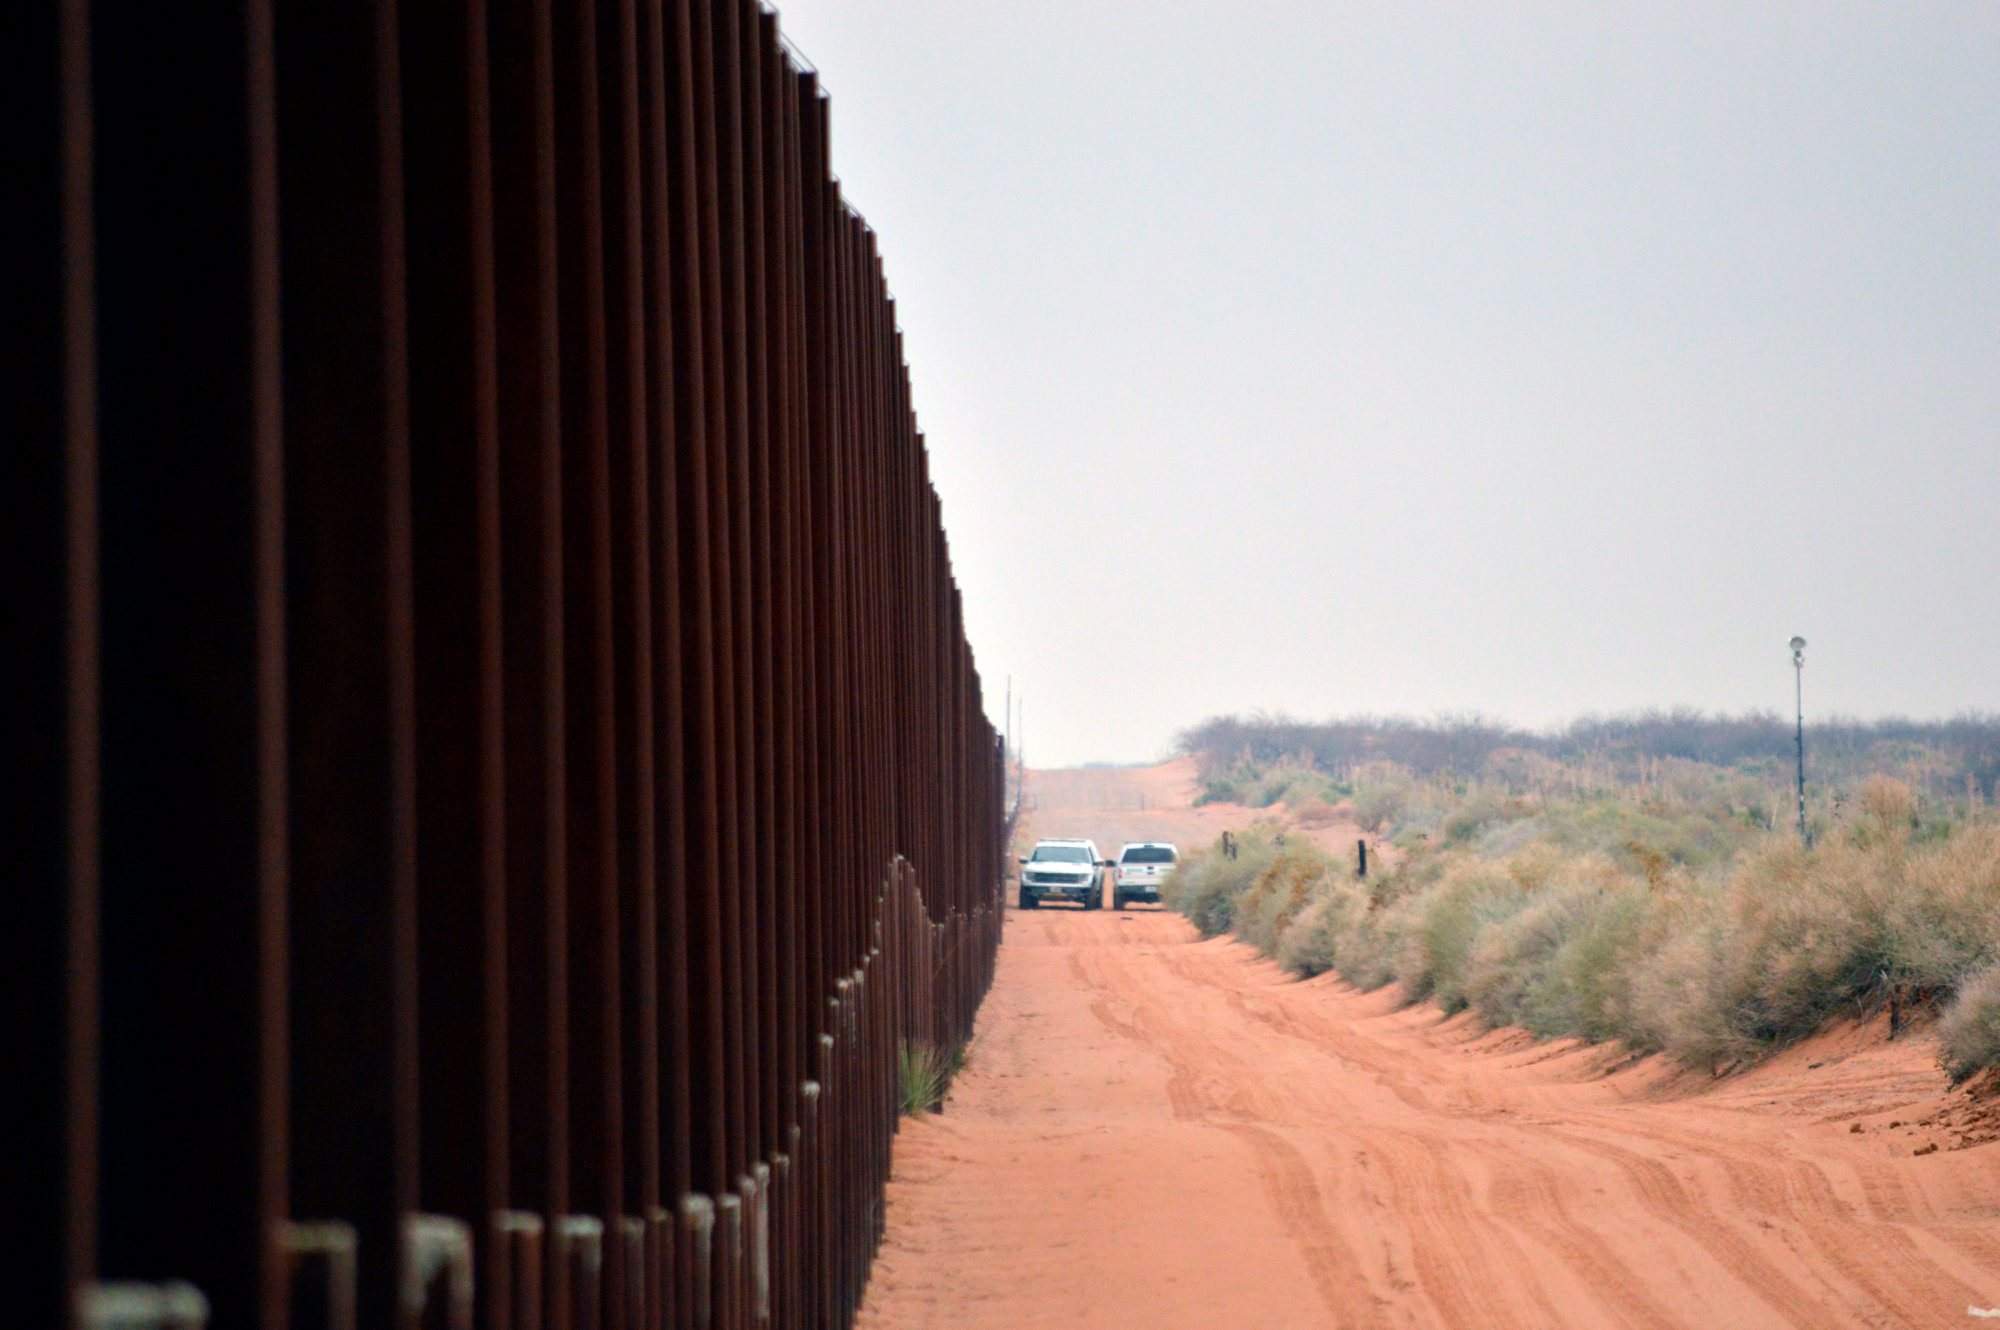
[855, 764, 2000, 1329]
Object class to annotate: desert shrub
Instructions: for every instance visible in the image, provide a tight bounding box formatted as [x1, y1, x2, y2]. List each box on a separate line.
[1396, 861, 1527, 1011]
[1237, 844, 1337, 953]
[1551, 883, 1659, 1041]
[1940, 964, 2000, 1082]
[1194, 774, 1245, 806]
[1533, 798, 1751, 873]
[1252, 765, 1344, 809]
[1630, 828, 2000, 1067]
[1331, 889, 1405, 989]
[1473, 815, 1550, 861]
[1706, 840, 1899, 1048]
[1169, 749, 2000, 1078]
[1276, 897, 1339, 977]
[1162, 831, 1278, 937]
[1271, 867, 1383, 978]
[1854, 775, 1918, 841]
[1351, 775, 1412, 833]
[1462, 884, 1585, 1031]
[1438, 791, 1521, 848]
[1626, 896, 1746, 1066]
[1886, 823, 2000, 989]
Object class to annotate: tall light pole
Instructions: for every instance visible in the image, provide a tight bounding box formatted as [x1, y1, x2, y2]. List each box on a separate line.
[1790, 636, 1808, 844]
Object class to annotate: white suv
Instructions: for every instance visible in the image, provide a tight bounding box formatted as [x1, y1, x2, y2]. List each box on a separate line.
[1017, 839, 1109, 910]
[1112, 842, 1178, 909]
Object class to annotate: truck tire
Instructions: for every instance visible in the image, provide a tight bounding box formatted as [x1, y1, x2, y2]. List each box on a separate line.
[1019, 889, 1037, 910]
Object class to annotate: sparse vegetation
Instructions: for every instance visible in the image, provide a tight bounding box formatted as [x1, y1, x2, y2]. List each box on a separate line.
[1164, 722, 2000, 1078]
[898, 1040, 966, 1115]
[1179, 710, 2000, 808]
[1193, 756, 1349, 810]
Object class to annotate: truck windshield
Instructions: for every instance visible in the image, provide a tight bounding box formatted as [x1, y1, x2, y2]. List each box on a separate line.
[1121, 846, 1175, 864]
[1030, 845, 1092, 863]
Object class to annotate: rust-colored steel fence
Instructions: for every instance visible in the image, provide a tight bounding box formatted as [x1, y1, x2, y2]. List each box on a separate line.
[14, 3, 1006, 1328]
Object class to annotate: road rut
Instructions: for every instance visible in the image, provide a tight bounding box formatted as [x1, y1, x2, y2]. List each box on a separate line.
[855, 904, 2000, 1328]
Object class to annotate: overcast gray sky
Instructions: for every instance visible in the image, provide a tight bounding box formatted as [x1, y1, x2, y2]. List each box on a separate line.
[775, 1, 1999, 768]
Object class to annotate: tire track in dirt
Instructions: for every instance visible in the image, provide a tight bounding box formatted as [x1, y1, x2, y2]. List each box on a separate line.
[1070, 942, 1388, 1325]
[1550, 1116, 1992, 1327]
[1216, 1121, 1394, 1330]
[1190, 971, 1839, 1326]
[1524, 1125, 1849, 1327]
[1078, 933, 1631, 1327]
[1195, 932, 2000, 1326]
[859, 765, 2000, 1328]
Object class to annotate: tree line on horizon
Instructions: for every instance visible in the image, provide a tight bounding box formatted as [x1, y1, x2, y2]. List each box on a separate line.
[1176, 709, 2000, 798]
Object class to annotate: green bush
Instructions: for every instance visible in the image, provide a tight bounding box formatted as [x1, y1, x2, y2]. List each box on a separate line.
[897, 1040, 964, 1114]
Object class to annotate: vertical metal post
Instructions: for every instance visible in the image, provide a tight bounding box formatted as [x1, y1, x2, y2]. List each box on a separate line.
[36, 7, 1016, 1328]
[599, 0, 661, 1318]
[1791, 636, 1808, 845]
[665, 0, 733, 1209]
[402, 4, 513, 1325]
[93, 4, 290, 1325]
[275, 1, 421, 1323]
[11, 7, 99, 1327]
[551, 2, 626, 1325]
[490, 1, 573, 1324]
[637, 0, 696, 1244]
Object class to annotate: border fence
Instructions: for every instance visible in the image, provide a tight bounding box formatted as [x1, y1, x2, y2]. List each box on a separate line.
[14, 3, 1005, 1328]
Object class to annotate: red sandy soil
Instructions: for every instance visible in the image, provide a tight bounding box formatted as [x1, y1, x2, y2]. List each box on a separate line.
[854, 763, 2000, 1329]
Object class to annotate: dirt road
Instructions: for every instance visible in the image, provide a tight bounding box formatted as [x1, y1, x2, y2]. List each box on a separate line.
[1015, 756, 1384, 866]
[855, 765, 2000, 1329]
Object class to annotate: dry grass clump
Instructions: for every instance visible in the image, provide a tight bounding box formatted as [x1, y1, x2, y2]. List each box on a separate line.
[1884, 822, 2000, 990]
[1463, 861, 1654, 1041]
[1171, 774, 2000, 1077]
[1940, 965, 2000, 1082]
[1394, 860, 1525, 1012]
[1160, 828, 1280, 937]
[897, 1040, 965, 1115]
[1235, 843, 1337, 953]
[1276, 876, 1398, 987]
[1350, 774, 1411, 834]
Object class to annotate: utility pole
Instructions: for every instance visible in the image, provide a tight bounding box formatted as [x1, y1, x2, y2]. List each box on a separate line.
[1790, 636, 1808, 844]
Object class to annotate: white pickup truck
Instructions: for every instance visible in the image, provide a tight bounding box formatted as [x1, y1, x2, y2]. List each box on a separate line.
[1017, 839, 1109, 910]
[1112, 842, 1178, 909]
